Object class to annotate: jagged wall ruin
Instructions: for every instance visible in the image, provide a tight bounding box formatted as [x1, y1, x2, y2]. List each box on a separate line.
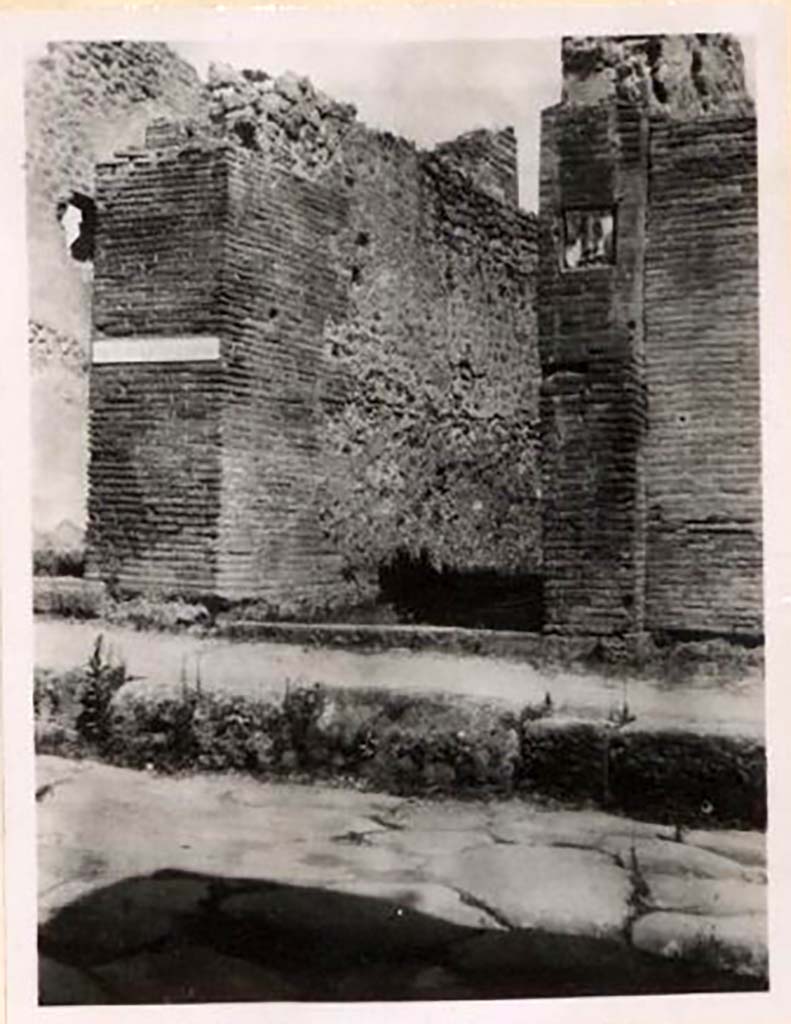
[26, 42, 205, 535]
[30, 36, 762, 637]
[87, 66, 540, 613]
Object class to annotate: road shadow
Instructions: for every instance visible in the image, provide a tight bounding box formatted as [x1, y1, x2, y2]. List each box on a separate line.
[39, 868, 766, 1004]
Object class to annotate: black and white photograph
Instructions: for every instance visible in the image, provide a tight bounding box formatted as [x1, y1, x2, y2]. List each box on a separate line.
[2, 3, 790, 1019]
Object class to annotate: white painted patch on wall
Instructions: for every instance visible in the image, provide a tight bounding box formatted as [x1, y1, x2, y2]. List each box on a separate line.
[92, 336, 221, 364]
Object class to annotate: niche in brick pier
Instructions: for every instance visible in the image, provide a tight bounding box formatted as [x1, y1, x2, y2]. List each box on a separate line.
[57, 192, 97, 263]
[561, 208, 615, 269]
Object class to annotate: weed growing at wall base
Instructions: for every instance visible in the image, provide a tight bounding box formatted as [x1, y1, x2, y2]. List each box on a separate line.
[33, 649, 765, 828]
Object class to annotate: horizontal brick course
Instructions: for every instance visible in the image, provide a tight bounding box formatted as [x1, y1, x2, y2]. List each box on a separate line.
[644, 115, 761, 635]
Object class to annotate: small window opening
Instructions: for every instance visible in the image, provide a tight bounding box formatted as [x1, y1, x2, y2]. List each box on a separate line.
[562, 208, 615, 270]
[57, 192, 96, 263]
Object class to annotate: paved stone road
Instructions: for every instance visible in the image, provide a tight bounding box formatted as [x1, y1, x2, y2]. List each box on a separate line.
[35, 619, 763, 736]
[38, 755, 767, 1003]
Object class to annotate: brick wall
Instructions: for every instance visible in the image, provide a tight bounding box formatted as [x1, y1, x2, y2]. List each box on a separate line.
[644, 114, 761, 635]
[215, 148, 349, 605]
[81, 38, 761, 634]
[538, 35, 761, 640]
[88, 361, 223, 593]
[538, 103, 648, 635]
[88, 119, 540, 609]
[88, 144, 228, 593]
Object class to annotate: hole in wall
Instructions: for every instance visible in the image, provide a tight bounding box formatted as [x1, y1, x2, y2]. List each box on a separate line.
[57, 192, 96, 262]
[355, 231, 370, 247]
[457, 358, 474, 383]
[651, 75, 669, 104]
[232, 120, 258, 149]
[351, 266, 362, 285]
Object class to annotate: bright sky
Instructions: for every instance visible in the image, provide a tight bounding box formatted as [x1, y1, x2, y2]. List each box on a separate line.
[173, 38, 756, 213]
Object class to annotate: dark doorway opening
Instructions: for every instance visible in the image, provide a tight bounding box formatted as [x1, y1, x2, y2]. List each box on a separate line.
[379, 549, 544, 632]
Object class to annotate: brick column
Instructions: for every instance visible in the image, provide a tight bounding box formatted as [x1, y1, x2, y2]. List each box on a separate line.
[538, 102, 648, 635]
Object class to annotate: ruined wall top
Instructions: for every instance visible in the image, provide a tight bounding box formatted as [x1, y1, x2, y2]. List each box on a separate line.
[561, 34, 753, 116]
[205, 62, 358, 178]
[199, 61, 522, 207]
[432, 127, 519, 206]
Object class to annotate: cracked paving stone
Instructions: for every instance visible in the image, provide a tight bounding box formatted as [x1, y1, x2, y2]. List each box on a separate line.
[631, 912, 768, 978]
[370, 828, 493, 860]
[320, 879, 503, 930]
[291, 836, 428, 883]
[93, 943, 298, 1003]
[646, 875, 766, 917]
[429, 845, 631, 937]
[390, 803, 491, 834]
[600, 837, 752, 880]
[218, 883, 476, 959]
[681, 829, 766, 868]
[40, 875, 212, 967]
[485, 807, 674, 848]
[39, 956, 114, 1006]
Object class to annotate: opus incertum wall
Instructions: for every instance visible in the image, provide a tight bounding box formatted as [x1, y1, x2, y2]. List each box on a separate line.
[86, 34, 761, 638]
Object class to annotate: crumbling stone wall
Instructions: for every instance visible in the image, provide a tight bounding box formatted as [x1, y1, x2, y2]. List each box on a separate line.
[317, 127, 539, 601]
[199, 66, 540, 605]
[432, 127, 519, 205]
[205, 63, 357, 180]
[25, 42, 204, 533]
[88, 97, 540, 608]
[561, 34, 751, 116]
